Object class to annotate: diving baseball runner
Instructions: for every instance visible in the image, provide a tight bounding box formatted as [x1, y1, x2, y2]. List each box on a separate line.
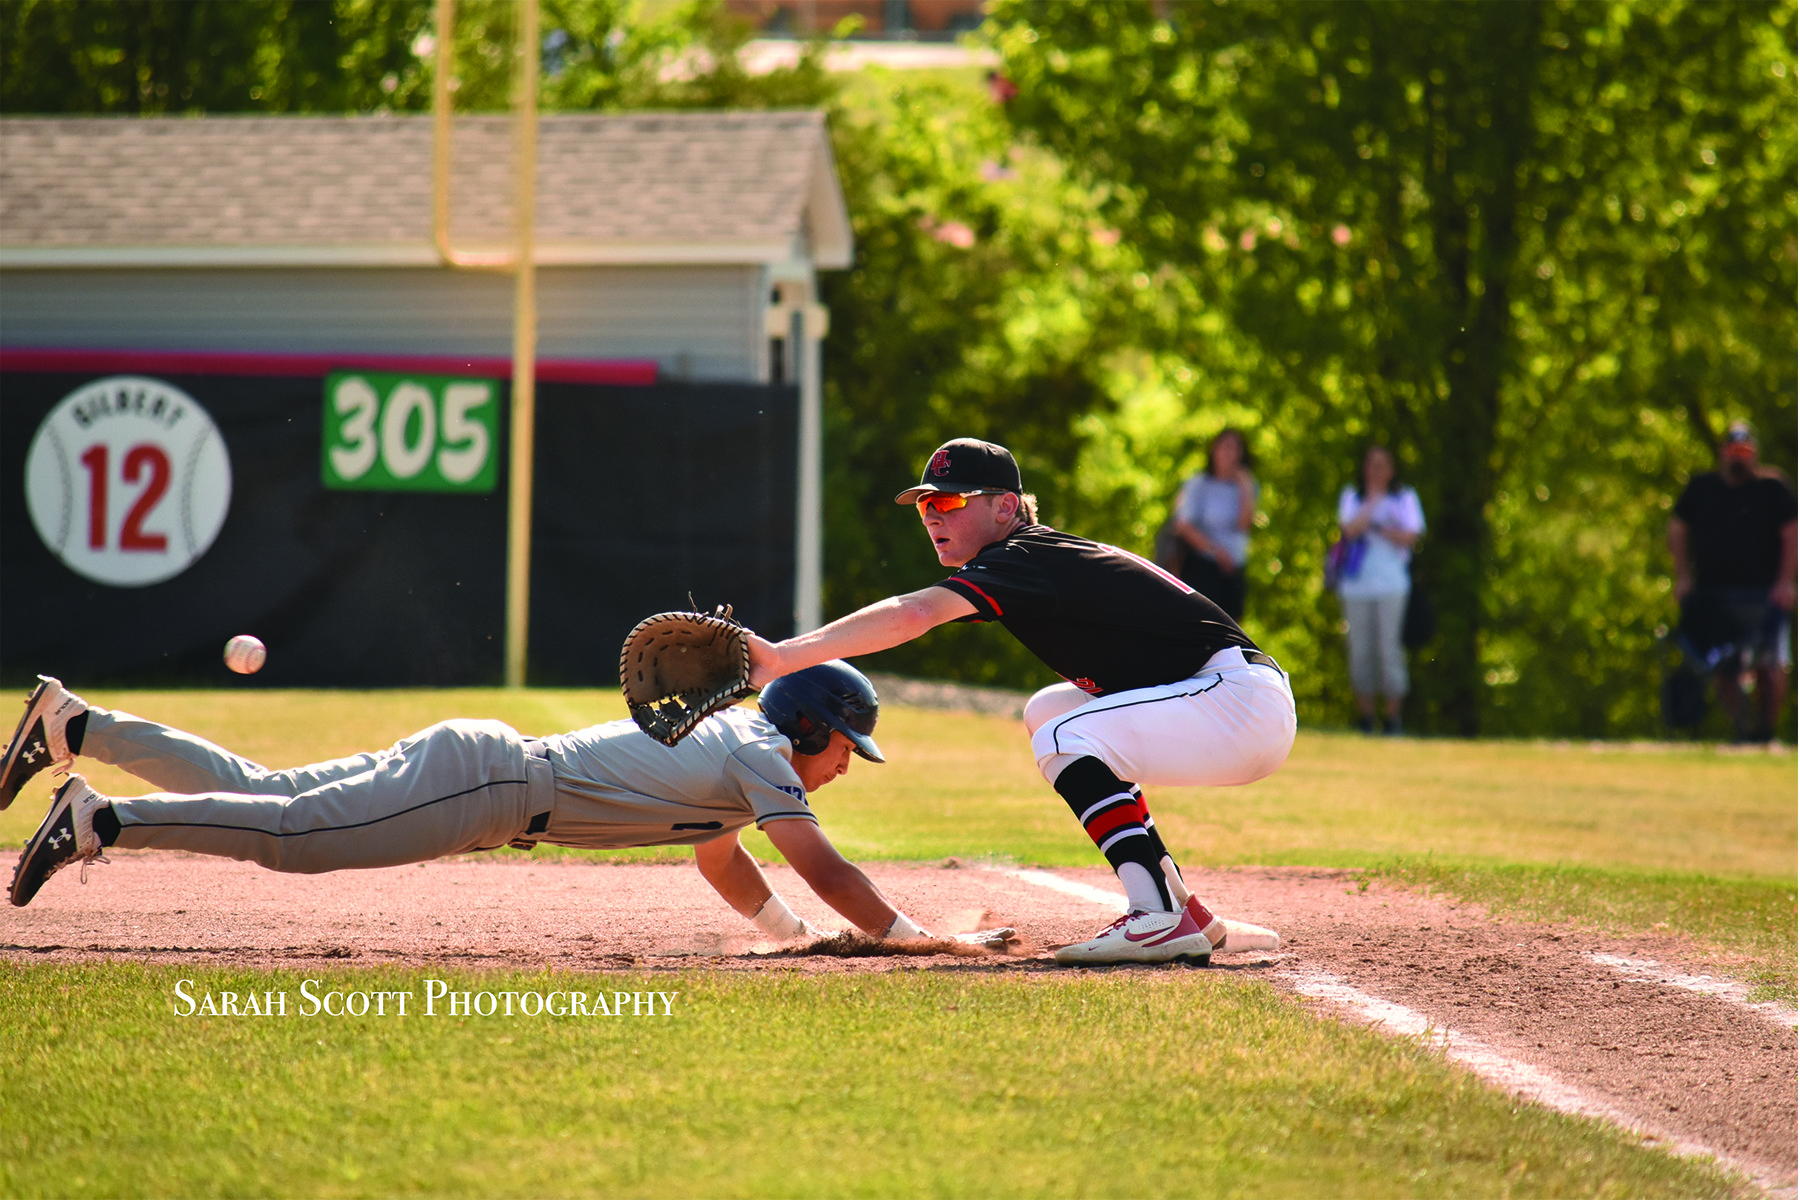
[4, 664, 1003, 948]
[749, 438, 1297, 965]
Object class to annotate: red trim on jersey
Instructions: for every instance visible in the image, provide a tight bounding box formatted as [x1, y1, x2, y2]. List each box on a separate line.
[951, 578, 1005, 616]
[1105, 542, 1196, 594]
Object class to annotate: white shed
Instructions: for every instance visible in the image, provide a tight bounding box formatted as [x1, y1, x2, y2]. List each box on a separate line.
[0, 110, 851, 633]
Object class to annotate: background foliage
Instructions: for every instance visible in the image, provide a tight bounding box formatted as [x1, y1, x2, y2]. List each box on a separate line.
[3, 0, 1793, 736]
[982, 0, 1797, 735]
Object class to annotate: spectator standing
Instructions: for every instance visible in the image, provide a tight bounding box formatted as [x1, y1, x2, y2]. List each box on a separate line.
[1171, 428, 1259, 622]
[1668, 421, 1797, 743]
[1335, 445, 1426, 735]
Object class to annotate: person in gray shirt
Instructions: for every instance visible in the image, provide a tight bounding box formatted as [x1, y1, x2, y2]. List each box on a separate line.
[1170, 428, 1259, 622]
[6, 663, 957, 945]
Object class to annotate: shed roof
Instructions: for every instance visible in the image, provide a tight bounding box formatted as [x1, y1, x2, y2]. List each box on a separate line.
[0, 110, 851, 270]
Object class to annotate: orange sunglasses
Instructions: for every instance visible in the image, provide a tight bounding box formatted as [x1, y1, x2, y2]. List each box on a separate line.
[916, 490, 1004, 516]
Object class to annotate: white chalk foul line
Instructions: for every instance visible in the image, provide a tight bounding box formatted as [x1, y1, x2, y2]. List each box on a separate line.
[993, 868, 1281, 953]
[996, 868, 1789, 1195]
[1589, 953, 1799, 1029]
[997, 867, 1127, 912]
[1282, 969, 1792, 1198]
[1283, 969, 1635, 1124]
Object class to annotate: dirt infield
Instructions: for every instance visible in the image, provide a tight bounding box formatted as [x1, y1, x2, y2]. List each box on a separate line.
[3, 853, 1793, 1193]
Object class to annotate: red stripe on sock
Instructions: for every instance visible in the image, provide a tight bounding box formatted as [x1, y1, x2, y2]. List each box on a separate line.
[1084, 805, 1144, 843]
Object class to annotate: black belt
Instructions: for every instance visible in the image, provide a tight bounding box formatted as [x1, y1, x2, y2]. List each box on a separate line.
[510, 739, 554, 848]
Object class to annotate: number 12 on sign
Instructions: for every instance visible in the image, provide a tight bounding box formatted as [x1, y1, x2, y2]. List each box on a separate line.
[79, 442, 171, 551]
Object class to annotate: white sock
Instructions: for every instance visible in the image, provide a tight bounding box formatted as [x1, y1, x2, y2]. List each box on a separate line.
[1115, 861, 1171, 913]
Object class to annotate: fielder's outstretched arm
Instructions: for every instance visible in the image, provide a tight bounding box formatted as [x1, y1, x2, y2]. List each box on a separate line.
[748, 586, 974, 688]
[692, 826, 905, 939]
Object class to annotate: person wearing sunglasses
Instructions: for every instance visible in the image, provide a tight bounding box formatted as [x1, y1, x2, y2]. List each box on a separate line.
[748, 437, 1297, 965]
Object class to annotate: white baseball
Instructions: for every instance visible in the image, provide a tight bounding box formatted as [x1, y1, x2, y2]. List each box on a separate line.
[223, 634, 267, 675]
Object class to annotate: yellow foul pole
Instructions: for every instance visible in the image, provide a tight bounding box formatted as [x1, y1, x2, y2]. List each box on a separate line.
[504, 0, 540, 688]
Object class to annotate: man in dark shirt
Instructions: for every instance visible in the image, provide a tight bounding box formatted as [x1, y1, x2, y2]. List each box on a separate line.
[1668, 421, 1797, 742]
[749, 438, 1298, 965]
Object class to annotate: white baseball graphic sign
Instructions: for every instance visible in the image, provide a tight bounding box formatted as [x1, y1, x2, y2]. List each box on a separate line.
[24, 376, 233, 587]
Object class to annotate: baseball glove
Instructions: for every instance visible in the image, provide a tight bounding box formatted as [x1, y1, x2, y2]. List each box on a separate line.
[620, 606, 756, 746]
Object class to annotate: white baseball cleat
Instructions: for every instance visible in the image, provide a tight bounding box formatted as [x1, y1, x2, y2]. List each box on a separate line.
[0, 676, 87, 810]
[1054, 907, 1214, 966]
[11, 774, 109, 907]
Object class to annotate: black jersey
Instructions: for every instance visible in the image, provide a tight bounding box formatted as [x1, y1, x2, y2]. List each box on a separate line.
[932, 524, 1259, 696]
[1672, 471, 1797, 589]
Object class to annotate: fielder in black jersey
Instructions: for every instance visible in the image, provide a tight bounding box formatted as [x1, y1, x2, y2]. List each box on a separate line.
[936, 523, 1257, 696]
[750, 438, 1297, 965]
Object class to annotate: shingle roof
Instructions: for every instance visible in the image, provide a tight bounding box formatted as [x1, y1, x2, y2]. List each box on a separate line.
[0, 110, 852, 268]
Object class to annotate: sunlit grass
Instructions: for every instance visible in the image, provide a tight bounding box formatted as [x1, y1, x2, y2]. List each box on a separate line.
[2, 687, 1790, 993]
[0, 963, 1748, 1200]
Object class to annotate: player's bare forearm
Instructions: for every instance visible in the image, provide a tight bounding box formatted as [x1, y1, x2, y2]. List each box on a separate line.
[691, 833, 776, 919]
[763, 819, 900, 937]
[748, 587, 973, 687]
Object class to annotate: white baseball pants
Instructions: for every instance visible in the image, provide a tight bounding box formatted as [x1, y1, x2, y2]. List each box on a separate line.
[1029, 647, 1297, 788]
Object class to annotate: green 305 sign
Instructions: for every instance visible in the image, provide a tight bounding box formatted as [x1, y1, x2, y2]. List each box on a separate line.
[321, 371, 498, 493]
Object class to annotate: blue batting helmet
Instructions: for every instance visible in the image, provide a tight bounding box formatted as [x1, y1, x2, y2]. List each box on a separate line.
[758, 660, 884, 763]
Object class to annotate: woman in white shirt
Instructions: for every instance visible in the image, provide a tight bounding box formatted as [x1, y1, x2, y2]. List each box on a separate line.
[1172, 428, 1258, 621]
[1335, 445, 1426, 734]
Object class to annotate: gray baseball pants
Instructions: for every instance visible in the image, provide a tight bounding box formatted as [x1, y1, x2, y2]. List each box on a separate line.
[1342, 591, 1410, 697]
[85, 708, 555, 873]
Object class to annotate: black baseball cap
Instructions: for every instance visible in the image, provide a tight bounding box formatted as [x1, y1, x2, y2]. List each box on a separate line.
[894, 438, 1023, 504]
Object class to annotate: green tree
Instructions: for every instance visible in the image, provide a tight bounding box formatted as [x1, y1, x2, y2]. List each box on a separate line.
[0, 0, 837, 116]
[990, 0, 1796, 735]
[817, 68, 1135, 689]
[1, 0, 431, 113]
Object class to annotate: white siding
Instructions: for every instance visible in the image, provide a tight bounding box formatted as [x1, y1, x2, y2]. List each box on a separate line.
[0, 265, 765, 382]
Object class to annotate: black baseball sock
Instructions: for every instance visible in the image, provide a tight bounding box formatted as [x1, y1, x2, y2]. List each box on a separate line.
[92, 803, 120, 846]
[1131, 783, 1180, 882]
[66, 710, 87, 755]
[1053, 756, 1175, 911]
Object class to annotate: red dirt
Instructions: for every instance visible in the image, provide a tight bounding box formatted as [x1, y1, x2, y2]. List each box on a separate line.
[3, 852, 1793, 1195]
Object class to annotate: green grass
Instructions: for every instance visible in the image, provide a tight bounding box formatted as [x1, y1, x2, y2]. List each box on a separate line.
[1, 687, 1791, 1196]
[0, 963, 1748, 1200]
[3, 689, 1793, 983]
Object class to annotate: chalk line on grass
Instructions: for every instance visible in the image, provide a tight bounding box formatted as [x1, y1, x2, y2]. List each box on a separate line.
[1283, 969, 1634, 1123]
[992, 867, 1280, 953]
[996, 867, 1127, 912]
[995, 866, 1790, 1198]
[1589, 953, 1799, 1029]
[1280, 968, 1792, 1200]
